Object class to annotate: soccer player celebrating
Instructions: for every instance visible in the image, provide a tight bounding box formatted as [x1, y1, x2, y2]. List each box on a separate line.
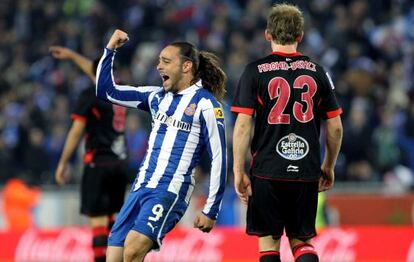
[232, 4, 343, 262]
[50, 46, 129, 262]
[96, 29, 227, 262]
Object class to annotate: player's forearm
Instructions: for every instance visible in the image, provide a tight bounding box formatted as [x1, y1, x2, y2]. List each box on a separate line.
[59, 122, 84, 164]
[96, 48, 116, 101]
[202, 180, 225, 220]
[323, 116, 343, 168]
[96, 48, 155, 109]
[233, 115, 252, 175]
[95, 48, 130, 103]
[203, 158, 226, 220]
[203, 110, 227, 220]
[69, 52, 95, 82]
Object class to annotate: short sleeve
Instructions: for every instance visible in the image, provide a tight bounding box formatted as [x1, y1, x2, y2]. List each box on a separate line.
[71, 89, 94, 123]
[231, 64, 257, 116]
[317, 70, 342, 119]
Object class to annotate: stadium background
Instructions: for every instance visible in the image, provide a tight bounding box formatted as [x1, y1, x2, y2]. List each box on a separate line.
[0, 0, 414, 261]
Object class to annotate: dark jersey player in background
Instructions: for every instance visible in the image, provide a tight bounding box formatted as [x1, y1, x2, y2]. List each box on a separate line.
[232, 4, 343, 262]
[50, 46, 128, 262]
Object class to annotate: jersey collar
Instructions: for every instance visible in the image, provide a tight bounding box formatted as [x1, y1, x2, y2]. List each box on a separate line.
[272, 51, 302, 57]
[177, 80, 202, 95]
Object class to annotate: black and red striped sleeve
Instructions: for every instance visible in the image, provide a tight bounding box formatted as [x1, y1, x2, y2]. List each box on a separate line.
[231, 64, 257, 116]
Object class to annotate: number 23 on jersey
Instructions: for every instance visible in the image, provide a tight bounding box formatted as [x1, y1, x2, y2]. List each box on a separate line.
[267, 75, 317, 124]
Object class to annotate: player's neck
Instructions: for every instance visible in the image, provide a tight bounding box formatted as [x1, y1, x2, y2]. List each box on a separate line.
[175, 74, 193, 93]
[271, 42, 298, 54]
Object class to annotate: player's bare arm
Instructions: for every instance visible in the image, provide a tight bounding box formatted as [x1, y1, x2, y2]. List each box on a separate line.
[233, 113, 253, 204]
[319, 115, 343, 192]
[55, 120, 85, 186]
[106, 29, 129, 50]
[193, 213, 216, 233]
[49, 46, 95, 82]
[49, 46, 76, 60]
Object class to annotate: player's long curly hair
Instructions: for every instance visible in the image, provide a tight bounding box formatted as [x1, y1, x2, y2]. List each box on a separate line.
[170, 42, 227, 101]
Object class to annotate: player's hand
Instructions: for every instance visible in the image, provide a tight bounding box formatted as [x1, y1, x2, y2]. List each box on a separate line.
[49, 46, 74, 60]
[55, 162, 71, 186]
[319, 164, 335, 192]
[234, 172, 252, 204]
[193, 213, 215, 233]
[106, 29, 129, 50]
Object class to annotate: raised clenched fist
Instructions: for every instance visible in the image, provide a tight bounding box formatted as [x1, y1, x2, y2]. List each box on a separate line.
[106, 29, 129, 50]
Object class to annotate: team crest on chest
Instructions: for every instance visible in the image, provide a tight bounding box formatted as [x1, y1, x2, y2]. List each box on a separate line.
[185, 103, 197, 116]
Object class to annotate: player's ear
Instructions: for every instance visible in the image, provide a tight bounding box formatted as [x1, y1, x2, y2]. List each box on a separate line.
[265, 29, 272, 42]
[296, 31, 304, 43]
[182, 60, 193, 73]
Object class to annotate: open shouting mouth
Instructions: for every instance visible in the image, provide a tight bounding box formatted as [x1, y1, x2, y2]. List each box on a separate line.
[161, 74, 170, 83]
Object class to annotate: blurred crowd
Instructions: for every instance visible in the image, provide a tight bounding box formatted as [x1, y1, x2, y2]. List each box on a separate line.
[1, 0, 414, 191]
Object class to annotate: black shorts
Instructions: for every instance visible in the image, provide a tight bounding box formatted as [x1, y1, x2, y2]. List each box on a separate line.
[81, 161, 128, 216]
[246, 176, 318, 240]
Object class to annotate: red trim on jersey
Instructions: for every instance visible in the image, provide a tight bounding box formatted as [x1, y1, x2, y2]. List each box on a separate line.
[293, 243, 317, 260]
[91, 107, 101, 120]
[92, 226, 109, 236]
[83, 149, 96, 164]
[231, 106, 254, 116]
[272, 51, 302, 57]
[250, 151, 257, 169]
[93, 246, 107, 257]
[71, 114, 87, 123]
[257, 95, 264, 106]
[326, 108, 343, 118]
[260, 251, 280, 256]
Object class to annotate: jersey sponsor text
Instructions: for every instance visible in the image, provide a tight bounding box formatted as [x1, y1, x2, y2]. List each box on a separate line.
[276, 133, 309, 161]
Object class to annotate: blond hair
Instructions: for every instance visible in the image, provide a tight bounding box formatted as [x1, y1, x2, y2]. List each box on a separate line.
[267, 4, 304, 45]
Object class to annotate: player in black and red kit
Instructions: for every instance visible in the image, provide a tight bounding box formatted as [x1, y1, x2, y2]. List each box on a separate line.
[232, 4, 343, 262]
[50, 46, 128, 262]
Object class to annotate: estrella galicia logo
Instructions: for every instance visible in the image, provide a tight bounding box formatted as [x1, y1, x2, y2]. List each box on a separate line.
[276, 133, 309, 160]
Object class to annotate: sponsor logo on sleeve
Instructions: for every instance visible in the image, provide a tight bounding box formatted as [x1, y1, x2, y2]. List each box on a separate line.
[214, 107, 224, 119]
[276, 133, 309, 160]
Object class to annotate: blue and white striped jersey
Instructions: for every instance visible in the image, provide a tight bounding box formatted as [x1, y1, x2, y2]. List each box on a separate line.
[96, 48, 227, 220]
